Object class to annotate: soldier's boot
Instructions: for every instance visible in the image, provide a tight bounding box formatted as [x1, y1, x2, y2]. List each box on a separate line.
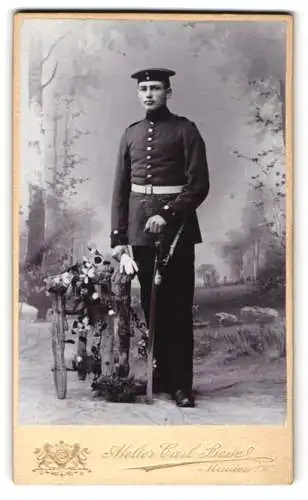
[173, 389, 195, 408]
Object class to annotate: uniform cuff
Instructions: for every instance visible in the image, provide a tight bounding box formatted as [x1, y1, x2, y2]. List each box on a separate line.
[110, 229, 129, 248]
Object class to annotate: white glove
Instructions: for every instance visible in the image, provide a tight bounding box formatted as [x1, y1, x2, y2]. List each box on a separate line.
[112, 245, 128, 262]
[119, 253, 139, 276]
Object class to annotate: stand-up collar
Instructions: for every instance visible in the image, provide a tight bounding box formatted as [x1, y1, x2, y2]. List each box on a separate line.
[146, 105, 171, 122]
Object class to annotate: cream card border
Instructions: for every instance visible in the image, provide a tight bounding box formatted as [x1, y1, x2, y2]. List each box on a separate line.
[12, 11, 293, 485]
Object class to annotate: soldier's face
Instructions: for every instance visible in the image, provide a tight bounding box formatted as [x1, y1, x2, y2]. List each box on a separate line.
[137, 81, 171, 111]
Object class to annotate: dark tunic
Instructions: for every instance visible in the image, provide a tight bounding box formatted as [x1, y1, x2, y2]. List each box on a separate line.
[110, 105, 209, 248]
[110, 105, 210, 394]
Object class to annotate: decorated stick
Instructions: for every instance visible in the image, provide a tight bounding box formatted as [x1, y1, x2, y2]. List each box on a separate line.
[146, 241, 160, 404]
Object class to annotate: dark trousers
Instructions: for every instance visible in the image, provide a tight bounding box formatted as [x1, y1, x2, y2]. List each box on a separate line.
[132, 244, 195, 394]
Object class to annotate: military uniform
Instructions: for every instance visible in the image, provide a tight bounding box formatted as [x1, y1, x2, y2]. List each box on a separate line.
[111, 70, 209, 402]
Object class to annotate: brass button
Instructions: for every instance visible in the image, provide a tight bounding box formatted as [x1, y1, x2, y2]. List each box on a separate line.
[146, 146, 152, 151]
[146, 174, 152, 179]
[147, 137, 152, 141]
[146, 164, 151, 169]
[146, 155, 151, 160]
[148, 128, 153, 132]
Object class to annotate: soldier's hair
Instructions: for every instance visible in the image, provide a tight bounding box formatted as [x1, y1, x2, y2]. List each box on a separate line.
[163, 80, 171, 90]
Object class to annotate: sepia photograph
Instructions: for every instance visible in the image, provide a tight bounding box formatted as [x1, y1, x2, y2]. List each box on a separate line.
[16, 14, 289, 428]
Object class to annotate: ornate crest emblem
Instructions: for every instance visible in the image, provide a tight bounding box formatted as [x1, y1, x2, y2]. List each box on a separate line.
[32, 441, 91, 476]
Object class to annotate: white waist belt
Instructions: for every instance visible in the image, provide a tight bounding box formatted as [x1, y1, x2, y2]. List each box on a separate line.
[131, 183, 183, 195]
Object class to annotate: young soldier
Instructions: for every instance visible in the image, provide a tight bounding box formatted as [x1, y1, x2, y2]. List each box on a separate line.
[111, 68, 209, 407]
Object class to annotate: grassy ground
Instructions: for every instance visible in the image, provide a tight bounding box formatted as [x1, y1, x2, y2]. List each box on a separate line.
[132, 282, 285, 359]
[18, 318, 286, 425]
[18, 283, 286, 425]
[193, 283, 285, 362]
[131, 282, 286, 413]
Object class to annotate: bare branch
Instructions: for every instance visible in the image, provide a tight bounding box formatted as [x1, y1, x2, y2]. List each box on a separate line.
[41, 33, 70, 67]
[40, 21, 88, 67]
[41, 63, 58, 91]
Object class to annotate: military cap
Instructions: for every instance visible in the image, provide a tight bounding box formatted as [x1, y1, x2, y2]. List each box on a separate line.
[131, 68, 176, 87]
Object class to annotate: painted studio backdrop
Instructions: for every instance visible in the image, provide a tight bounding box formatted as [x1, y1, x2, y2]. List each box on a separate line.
[17, 18, 287, 425]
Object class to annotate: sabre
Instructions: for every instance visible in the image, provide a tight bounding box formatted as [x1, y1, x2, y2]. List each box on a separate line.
[145, 222, 185, 404]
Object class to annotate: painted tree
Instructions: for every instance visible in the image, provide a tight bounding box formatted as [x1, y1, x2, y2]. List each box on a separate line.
[211, 23, 286, 296]
[25, 25, 78, 270]
[22, 23, 100, 319]
[35, 22, 133, 369]
[219, 24, 286, 241]
[216, 229, 249, 283]
[21, 29, 62, 317]
[26, 33, 46, 268]
[232, 79, 285, 288]
[43, 85, 92, 273]
[32, 21, 106, 273]
[196, 264, 208, 288]
[196, 264, 219, 288]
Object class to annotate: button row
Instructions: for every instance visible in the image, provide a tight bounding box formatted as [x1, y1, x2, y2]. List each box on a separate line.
[145, 122, 155, 173]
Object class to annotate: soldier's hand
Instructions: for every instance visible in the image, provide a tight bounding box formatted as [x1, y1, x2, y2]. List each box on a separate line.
[112, 245, 128, 262]
[144, 215, 167, 234]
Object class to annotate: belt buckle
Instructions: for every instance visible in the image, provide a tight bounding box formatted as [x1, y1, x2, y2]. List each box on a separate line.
[145, 184, 153, 195]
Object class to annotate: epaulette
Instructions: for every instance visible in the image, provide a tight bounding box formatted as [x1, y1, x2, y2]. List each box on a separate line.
[174, 114, 194, 124]
[177, 114, 189, 121]
[177, 114, 198, 127]
[127, 119, 142, 128]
